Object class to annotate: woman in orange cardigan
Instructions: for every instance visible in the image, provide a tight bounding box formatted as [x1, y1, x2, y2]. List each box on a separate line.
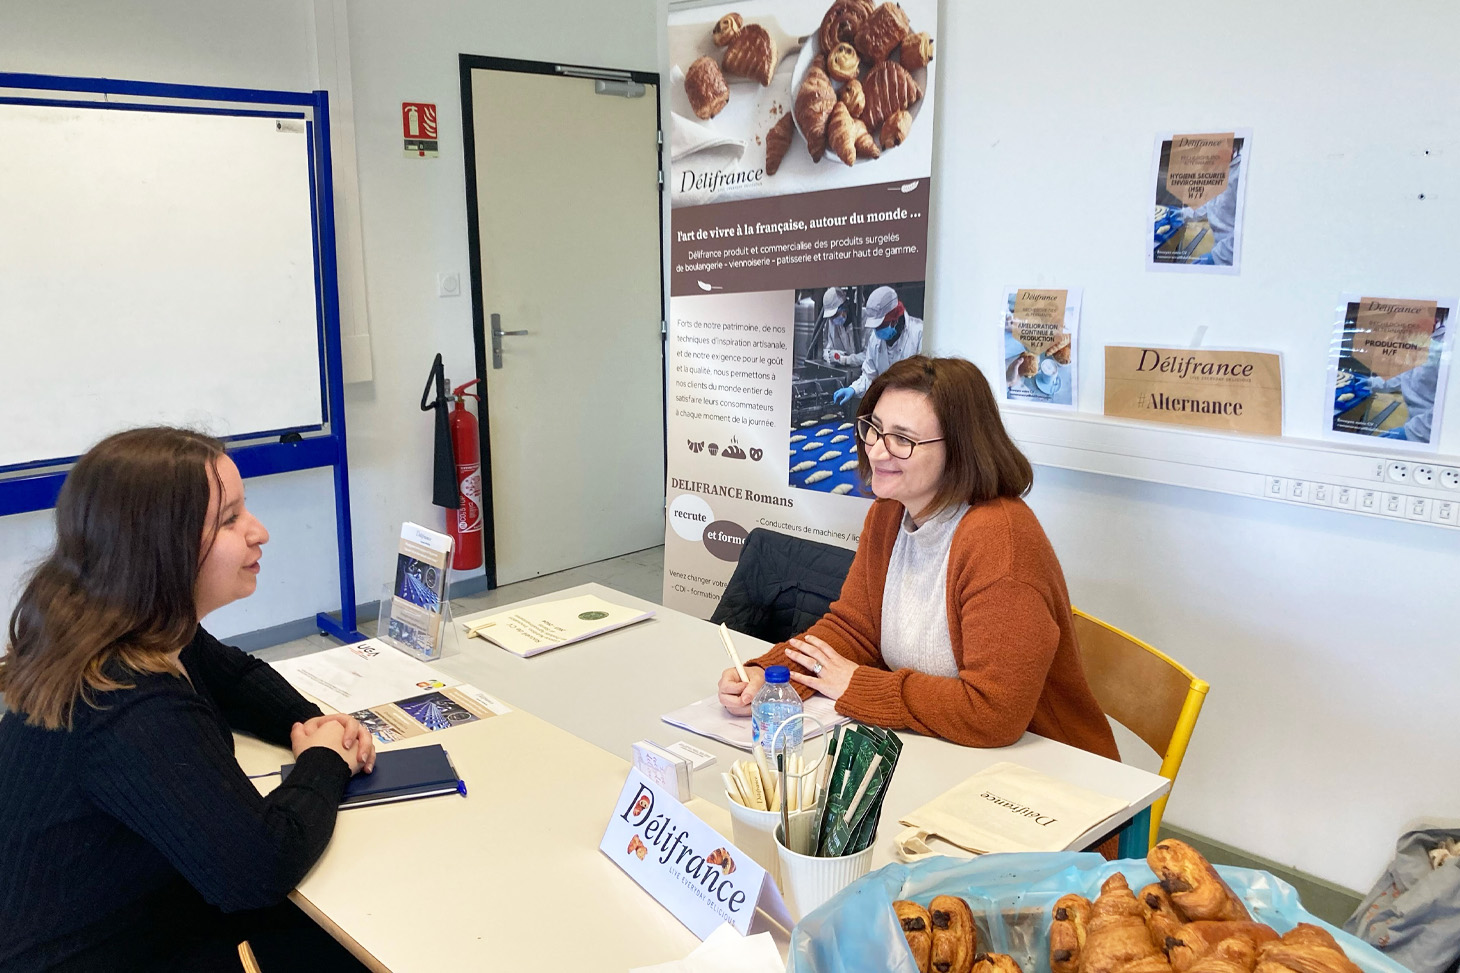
[717, 356, 1117, 761]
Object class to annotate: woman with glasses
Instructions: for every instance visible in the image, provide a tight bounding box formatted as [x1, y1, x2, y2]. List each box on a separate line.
[717, 356, 1118, 764]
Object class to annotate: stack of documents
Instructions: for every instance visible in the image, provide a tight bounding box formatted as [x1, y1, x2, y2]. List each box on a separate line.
[463, 594, 654, 657]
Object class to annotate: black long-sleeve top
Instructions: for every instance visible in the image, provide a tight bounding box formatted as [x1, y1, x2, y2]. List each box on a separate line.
[0, 628, 352, 972]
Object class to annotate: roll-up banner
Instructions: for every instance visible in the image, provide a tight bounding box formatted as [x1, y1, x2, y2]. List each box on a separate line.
[664, 0, 940, 616]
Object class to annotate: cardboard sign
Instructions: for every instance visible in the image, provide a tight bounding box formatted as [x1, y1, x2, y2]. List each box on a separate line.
[402, 102, 438, 158]
[1165, 132, 1233, 207]
[600, 769, 791, 940]
[1011, 289, 1068, 355]
[1104, 346, 1283, 436]
[1353, 297, 1436, 380]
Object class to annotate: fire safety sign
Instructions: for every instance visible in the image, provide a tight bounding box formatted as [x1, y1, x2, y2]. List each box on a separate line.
[402, 102, 438, 157]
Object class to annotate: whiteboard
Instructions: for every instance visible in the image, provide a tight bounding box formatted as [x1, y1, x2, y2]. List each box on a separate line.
[928, 0, 1460, 527]
[0, 102, 325, 469]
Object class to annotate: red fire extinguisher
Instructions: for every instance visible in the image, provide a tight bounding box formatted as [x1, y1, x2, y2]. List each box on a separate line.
[448, 379, 485, 571]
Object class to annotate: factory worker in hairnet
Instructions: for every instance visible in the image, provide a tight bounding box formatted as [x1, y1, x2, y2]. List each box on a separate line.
[1364, 324, 1447, 443]
[832, 285, 924, 405]
[1176, 146, 1243, 266]
[822, 287, 856, 356]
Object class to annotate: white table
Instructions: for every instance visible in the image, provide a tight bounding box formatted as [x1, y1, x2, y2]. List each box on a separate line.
[237, 582, 1169, 971]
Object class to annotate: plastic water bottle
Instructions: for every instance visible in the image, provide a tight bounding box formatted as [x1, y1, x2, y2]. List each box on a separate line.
[752, 666, 803, 758]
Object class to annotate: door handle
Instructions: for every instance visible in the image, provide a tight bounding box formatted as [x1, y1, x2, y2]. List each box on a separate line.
[489, 313, 529, 369]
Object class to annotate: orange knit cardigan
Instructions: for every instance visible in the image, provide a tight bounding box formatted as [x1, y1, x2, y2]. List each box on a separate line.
[748, 497, 1119, 761]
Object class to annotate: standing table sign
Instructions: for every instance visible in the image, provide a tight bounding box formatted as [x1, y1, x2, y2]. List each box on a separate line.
[601, 769, 791, 940]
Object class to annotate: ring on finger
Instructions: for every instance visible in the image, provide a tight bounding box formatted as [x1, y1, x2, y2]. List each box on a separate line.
[812, 662, 823, 675]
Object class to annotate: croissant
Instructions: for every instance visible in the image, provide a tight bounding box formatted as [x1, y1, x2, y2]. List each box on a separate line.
[685, 56, 729, 120]
[1049, 332, 1073, 365]
[827, 103, 879, 165]
[840, 78, 865, 117]
[1254, 925, 1362, 973]
[819, 0, 875, 54]
[795, 62, 837, 162]
[712, 12, 743, 47]
[1083, 874, 1173, 973]
[928, 895, 976, 973]
[862, 58, 922, 132]
[724, 23, 777, 86]
[1148, 840, 1251, 923]
[1186, 937, 1260, 973]
[854, 2, 912, 62]
[765, 112, 794, 176]
[1050, 893, 1091, 973]
[827, 42, 862, 83]
[1165, 923, 1279, 973]
[881, 109, 911, 148]
[895, 900, 932, 973]
[1017, 352, 1039, 378]
[901, 31, 934, 70]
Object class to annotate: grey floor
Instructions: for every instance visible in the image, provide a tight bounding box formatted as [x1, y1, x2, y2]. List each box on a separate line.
[252, 545, 665, 666]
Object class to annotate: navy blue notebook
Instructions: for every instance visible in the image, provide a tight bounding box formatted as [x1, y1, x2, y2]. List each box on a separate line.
[283, 743, 463, 809]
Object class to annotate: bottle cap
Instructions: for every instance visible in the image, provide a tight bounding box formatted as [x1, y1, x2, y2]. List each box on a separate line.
[765, 665, 790, 684]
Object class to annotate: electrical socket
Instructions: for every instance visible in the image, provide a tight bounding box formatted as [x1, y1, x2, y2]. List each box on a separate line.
[1386, 462, 1410, 483]
[1440, 467, 1460, 490]
[1413, 465, 1436, 486]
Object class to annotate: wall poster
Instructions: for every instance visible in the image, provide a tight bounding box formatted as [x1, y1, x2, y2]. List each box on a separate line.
[664, 0, 940, 616]
[1326, 294, 1454, 450]
[1149, 130, 1250, 274]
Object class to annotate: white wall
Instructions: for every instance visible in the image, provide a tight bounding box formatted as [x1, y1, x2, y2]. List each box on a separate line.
[926, 0, 1459, 892]
[0, 0, 658, 637]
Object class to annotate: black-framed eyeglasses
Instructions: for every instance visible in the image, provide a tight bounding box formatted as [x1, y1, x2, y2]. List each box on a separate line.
[855, 416, 944, 460]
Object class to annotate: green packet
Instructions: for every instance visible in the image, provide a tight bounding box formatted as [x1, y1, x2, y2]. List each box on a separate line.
[826, 725, 905, 857]
[821, 725, 902, 857]
[815, 724, 879, 855]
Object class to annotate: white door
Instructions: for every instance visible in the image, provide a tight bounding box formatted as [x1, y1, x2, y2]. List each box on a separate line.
[466, 65, 664, 585]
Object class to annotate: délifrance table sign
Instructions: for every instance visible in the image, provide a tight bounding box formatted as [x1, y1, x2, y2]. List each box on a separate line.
[600, 768, 792, 940]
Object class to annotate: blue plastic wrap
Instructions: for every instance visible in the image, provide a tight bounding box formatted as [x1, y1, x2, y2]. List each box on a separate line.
[789, 853, 1408, 973]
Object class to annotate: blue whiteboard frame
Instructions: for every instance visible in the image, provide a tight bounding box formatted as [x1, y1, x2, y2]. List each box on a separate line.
[0, 73, 363, 643]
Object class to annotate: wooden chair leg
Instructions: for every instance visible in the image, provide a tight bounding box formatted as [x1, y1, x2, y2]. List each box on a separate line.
[238, 940, 263, 973]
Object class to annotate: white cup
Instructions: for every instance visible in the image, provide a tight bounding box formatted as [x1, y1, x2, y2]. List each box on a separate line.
[726, 796, 820, 885]
[774, 822, 875, 920]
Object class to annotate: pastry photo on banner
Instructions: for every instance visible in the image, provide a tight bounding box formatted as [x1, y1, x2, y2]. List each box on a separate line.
[788, 280, 924, 496]
[668, 0, 938, 208]
[1001, 286, 1081, 409]
[1325, 294, 1455, 450]
[1148, 130, 1251, 274]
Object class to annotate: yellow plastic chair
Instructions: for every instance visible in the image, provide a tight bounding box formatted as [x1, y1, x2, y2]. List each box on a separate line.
[1072, 608, 1209, 853]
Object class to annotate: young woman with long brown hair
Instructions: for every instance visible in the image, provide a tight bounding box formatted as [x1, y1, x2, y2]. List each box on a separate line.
[0, 427, 374, 972]
[717, 356, 1118, 764]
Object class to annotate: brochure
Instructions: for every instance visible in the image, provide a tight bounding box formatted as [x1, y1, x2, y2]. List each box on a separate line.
[272, 638, 460, 713]
[383, 522, 453, 659]
[463, 594, 655, 657]
[351, 684, 512, 744]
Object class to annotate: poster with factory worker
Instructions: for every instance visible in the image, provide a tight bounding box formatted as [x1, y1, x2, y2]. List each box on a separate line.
[1326, 294, 1455, 450]
[663, 0, 940, 617]
[1149, 130, 1250, 275]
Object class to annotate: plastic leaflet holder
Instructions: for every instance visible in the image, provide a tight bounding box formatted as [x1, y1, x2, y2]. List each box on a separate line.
[378, 522, 457, 662]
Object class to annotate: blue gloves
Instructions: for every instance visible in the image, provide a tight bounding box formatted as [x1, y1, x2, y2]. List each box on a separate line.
[833, 386, 855, 405]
